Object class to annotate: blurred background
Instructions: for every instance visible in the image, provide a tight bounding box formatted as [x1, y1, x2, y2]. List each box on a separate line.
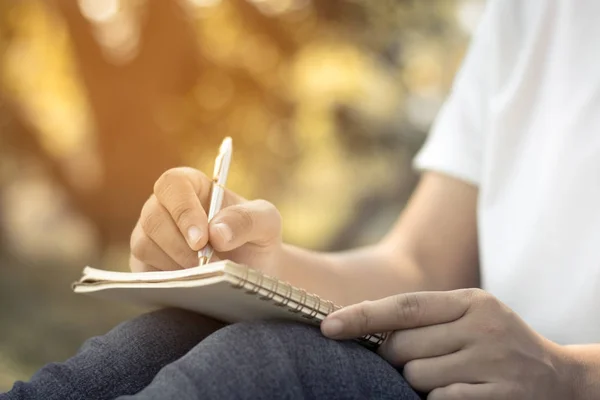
[0, 0, 485, 389]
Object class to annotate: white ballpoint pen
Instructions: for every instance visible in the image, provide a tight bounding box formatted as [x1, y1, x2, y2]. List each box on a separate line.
[198, 137, 233, 266]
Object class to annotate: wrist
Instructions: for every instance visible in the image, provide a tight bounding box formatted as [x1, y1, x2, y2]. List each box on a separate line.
[260, 242, 298, 281]
[269, 243, 345, 303]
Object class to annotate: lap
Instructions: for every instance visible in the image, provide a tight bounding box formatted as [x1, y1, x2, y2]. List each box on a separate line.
[2, 310, 420, 400]
[122, 320, 420, 400]
[1, 308, 224, 400]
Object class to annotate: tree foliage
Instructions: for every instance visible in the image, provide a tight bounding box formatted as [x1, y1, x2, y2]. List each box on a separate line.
[0, 0, 478, 385]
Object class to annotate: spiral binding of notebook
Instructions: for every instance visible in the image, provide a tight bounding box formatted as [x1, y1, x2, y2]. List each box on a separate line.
[228, 265, 388, 349]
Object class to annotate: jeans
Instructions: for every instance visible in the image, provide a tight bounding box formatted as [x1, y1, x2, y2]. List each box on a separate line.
[1, 309, 420, 399]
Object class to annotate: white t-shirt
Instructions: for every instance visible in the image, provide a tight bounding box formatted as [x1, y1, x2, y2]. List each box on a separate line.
[414, 0, 600, 345]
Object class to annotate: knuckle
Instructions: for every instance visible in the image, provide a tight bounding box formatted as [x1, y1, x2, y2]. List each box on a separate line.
[466, 288, 497, 310]
[154, 167, 185, 195]
[478, 320, 506, 337]
[379, 332, 405, 366]
[258, 199, 282, 224]
[479, 291, 496, 306]
[171, 201, 195, 227]
[395, 293, 423, 324]
[231, 206, 255, 232]
[402, 361, 424, 391]
[355, 301, 372, 331]
[140, 206, 163, 238]
[244, 199, 282, 246]
[463, 287, 486, 301]
[270, 208, 283, 231]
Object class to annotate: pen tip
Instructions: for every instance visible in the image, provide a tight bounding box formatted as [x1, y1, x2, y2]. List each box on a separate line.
[220, 137, 232, 153]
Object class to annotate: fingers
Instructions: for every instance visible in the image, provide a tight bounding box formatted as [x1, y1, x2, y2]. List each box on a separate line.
[136, 195, 200, 268]
[428, 383, 504, 400]
[208, 199, 282, 252]
[321, 290, 472, 339]
[132, 166, 274, 272]
[378, 320, 465, 366]
[130, 220, 183, 271]
[153, 167, 210, 250]
[402, 350, 480, 393]
[153, 167, 247, 251]
[130, 254, 157, 273]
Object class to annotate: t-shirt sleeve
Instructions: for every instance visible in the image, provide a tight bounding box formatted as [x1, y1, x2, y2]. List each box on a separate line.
[413, 1, 502, 186]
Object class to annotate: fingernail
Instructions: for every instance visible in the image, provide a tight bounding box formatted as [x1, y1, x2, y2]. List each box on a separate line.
[187, 226, 203, 245]
[214, 223, 233, 243]
[321, 318, 344, 338]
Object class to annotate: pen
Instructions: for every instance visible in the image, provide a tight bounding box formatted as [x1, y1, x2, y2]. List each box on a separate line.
[198, 136, 233, 266]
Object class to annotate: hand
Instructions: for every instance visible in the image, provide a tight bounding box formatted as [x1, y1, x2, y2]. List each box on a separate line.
[321, 289, 575, 399]
[130, 167, 283, 272]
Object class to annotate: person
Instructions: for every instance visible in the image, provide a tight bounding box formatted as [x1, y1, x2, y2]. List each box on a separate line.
[3, 0, 600, 398]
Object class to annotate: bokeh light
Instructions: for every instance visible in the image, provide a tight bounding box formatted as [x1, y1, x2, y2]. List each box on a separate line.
[0, 0, 484, 388]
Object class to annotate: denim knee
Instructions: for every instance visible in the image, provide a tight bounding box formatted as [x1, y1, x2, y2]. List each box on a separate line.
[178, 320, 416, 399]
[202, 319, 336, 362]
[129, 320, 418, 400]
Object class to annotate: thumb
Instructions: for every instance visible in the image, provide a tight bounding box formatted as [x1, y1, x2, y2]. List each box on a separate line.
[208, 199, 282, 252]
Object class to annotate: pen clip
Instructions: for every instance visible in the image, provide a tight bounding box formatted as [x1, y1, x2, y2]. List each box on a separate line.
[213, 152, 224, 182]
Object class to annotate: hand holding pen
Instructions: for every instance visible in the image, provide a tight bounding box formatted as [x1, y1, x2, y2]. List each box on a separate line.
[129, 136, 284, 273]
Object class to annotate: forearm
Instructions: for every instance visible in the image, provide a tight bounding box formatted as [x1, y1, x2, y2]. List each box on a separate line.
[275, 243, 428, 306]
[563, 344, 600, 400]
[271, 173, 481, 305]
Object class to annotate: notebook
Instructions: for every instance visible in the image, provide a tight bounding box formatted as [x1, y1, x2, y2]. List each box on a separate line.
[72, 260, 387, 348]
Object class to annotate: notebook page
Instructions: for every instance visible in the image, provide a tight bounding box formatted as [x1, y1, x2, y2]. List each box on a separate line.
[78, 261, 230, 284]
